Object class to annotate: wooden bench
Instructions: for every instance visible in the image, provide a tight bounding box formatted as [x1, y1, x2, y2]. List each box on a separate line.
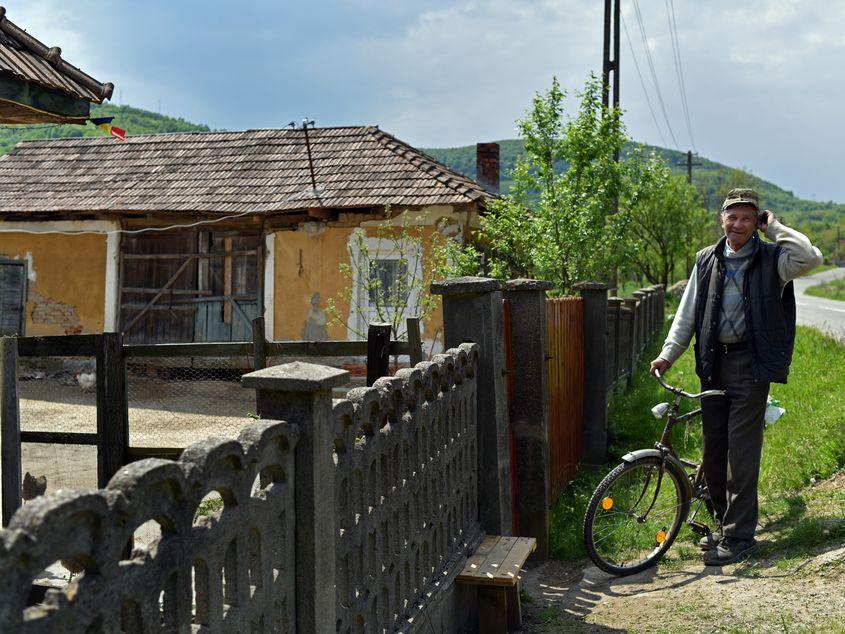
[457, 535, 537, 633]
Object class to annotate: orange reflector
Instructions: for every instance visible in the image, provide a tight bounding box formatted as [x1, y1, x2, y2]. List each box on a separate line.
[601, 497, 613, 510]
[656, 529, 667, 544]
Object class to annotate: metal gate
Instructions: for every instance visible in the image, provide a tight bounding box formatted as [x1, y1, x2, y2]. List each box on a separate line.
[546, 297, 584, 502]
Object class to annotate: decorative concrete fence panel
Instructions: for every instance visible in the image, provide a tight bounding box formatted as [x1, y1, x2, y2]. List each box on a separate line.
[332, 343, 482, 633]
[0, 420, 298, 633]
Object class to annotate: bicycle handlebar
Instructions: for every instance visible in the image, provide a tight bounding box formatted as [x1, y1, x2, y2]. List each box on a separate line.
[653, 369, 725, 400]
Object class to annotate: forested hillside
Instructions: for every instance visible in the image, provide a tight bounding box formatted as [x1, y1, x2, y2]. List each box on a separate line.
[0, 103, 210, 154]
[425, 141, 844, 260]
[0, 102, 839, 259]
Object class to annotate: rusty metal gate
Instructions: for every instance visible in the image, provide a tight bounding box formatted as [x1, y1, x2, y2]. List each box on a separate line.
[546, 297, 584, 502]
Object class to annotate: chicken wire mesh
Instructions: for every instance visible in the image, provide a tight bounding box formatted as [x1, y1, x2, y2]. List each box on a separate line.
[126, 355, 258, 449]
[17, 356, 99, 494]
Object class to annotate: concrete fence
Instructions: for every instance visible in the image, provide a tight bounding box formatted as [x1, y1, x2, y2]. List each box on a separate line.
[0, 343, 480, 633]
[0, 275, 665, 632]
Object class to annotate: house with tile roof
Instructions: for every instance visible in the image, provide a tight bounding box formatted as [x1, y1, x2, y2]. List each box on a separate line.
[0, 6, 113, 124]
[0, 126, 498, 348]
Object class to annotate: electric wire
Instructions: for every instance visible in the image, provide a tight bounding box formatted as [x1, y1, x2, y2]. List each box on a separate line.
[666, 0, 696, 152]
[631, 0, 680, 149]
[622, 12, 668, 147]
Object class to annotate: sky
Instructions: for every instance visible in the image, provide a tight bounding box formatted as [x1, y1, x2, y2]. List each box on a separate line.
[6, 0, 845, 202]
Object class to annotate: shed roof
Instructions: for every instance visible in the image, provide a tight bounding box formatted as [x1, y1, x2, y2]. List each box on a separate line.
[0, 7, 113, 105]
[0, 126, 492, 215]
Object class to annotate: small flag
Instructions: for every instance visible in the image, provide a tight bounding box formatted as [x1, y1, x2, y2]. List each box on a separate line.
[90, 116, 126, 141]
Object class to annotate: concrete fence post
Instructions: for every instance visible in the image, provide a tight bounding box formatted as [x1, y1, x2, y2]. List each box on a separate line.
[431, 276, 513, 536]
[503, 279, 552, 562]
[623, 297, 639, 386]
[242, 362, 350, 633]
[608, 298, 623, 385]
[573, 282, 608, 466]
[632, 291, 646, 355]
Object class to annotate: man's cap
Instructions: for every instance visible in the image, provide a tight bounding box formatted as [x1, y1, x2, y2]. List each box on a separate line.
[722, 188, 760, 212]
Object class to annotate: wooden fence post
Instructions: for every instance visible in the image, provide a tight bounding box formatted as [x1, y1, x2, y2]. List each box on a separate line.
[406, 317, 423, 366]
[252, 316, 267, 370]
[366, 323, 392, 387]
[96, 332, 128, 488]
[0, 337, 20, 526]
[632, 291, 646, 355]
[574, 282, 609, 466]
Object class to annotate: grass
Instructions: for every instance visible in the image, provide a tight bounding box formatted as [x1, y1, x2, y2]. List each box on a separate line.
[550, 323, 845, 563]
[805, 276, 845, 301]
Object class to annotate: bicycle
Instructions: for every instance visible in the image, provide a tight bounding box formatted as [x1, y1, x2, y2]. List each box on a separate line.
[582, 370, 726, 576]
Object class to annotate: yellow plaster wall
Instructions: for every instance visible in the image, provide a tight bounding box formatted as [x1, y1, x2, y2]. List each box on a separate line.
[273, 222, 447, 347]
[0, 232, 107, 335]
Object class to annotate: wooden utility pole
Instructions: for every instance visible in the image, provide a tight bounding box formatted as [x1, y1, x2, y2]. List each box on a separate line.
[679, 150, 701, 183]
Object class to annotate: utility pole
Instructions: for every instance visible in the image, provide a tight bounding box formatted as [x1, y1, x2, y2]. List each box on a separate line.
[602, 0, 621, 163]
[603, 0, 621, 291]
[679, 150, 701, 183]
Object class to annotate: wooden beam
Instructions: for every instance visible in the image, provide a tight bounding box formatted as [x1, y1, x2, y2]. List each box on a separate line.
[307, 207, 332, 220]
[96, 333, 128, 488]
[19, 431, 98, 445]
[123, 342, 251, 358]
[123, 257, 194, 334]
[1, 337, 21, 526]
[17, 334, 99, 357]
[367, 323, 392, 387]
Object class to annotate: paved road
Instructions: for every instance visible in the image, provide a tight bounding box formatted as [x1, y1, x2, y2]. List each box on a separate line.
[792, 267, 845, 340]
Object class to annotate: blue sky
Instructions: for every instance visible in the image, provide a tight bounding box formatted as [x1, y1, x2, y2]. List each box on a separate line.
[7, 1, 845, 202]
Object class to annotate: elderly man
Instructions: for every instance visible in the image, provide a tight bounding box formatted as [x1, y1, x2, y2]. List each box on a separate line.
[650, 188, 822, 565]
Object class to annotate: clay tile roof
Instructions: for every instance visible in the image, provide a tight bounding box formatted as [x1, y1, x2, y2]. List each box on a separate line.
[0, 126, 493, 215]
[0, 6, 113, 103]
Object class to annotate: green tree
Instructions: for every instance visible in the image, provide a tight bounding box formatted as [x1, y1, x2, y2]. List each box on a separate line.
[476, 75, 630, 292]
[626, 166, 712, 286]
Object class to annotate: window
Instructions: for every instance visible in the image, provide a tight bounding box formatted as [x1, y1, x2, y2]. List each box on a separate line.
[347, 231, 422, 341]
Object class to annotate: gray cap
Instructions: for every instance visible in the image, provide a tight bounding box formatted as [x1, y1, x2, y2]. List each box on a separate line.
[722, 187, 760, 211]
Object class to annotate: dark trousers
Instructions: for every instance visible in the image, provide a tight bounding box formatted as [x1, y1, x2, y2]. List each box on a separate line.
[700, 350, 770, 541]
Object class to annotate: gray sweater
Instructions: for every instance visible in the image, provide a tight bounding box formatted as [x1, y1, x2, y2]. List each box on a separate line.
[659, 220, 823, 365]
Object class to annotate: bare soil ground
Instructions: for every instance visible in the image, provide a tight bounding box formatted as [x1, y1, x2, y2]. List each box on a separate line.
[521, 471, 845, 633]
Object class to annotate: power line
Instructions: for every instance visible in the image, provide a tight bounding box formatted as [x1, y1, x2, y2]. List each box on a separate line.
[621, 12, 667, 147]
[631, 0, 680, 149]
[665, 0, 696, 152]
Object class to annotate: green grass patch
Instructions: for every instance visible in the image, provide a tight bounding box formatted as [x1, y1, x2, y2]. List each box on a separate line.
[805, 276, 845, 301]
[550, 324, 845, 563]
[809, 263, 838, 275]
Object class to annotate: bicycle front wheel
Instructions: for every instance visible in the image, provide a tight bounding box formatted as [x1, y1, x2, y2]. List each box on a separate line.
[583, 457, 690, 575]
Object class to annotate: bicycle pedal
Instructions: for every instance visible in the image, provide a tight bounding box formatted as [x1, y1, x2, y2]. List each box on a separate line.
[688, 521, 711, 536]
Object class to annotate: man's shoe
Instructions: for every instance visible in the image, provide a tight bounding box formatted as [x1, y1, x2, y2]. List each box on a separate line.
[698, 527, 723, 550]
[703, 538, 757, 566]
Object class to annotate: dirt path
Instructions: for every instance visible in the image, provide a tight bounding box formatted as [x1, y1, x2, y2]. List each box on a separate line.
[521, 472, 845, 633]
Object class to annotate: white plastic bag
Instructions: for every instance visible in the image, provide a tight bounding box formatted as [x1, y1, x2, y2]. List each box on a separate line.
[764, 396, 785, 427]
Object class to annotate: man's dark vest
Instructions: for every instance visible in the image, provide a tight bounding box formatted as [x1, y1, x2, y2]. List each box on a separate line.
[693, 233, 796, 384]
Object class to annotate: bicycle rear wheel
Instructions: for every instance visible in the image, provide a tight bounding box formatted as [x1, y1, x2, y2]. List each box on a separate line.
[583, 456, 690, 575]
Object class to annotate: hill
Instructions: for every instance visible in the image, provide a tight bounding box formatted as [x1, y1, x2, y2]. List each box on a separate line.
[0, 103, 211, 154]
[0, 103, 839, 258]
[424, 141, 844, 259]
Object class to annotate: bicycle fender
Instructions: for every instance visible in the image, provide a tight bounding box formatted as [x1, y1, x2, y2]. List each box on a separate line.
[621, 449, 688, 477]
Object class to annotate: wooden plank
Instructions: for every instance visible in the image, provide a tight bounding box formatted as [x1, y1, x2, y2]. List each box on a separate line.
[506, 585, 522, 630]
[17, 334, 99, 357]
[252, 317, 267, 370]
[123, 257, 194, 334]
[20, 431, 98, 445]
[493, 537, 536, 583]
[265, 340, 410, 357]
[121, 288, 213, 295]
[406, 317, 423, 366]
[474, 536, 518, 583]
[96, 333, 129, 488]
[458, 535, 500, 580]
[478, 587, 507, 634]
[366, 323, 391, 387]
[1, 337, 21, 526]
[122, 251, 258, 260]
[123, 342, 251, 358]
[223, 237, 233, 325]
